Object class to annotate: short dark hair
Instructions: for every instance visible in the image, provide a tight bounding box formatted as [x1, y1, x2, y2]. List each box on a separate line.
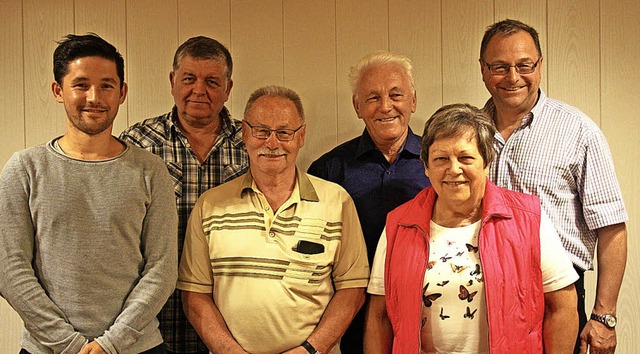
[480, 19, 542, 59]
[172, 36, 233, 79]
[421, 103, 496, 169]
[53, 33, 125, 88]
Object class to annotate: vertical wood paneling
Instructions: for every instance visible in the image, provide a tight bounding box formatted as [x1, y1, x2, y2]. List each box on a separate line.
[441, 0, 493, 108]
[283, 0, 337, 170]
[1, 0, 639, 350]
[126, 0, 178, 124]
[178, 0, 231, 44]
[493, 0, 548, 93]
[230, 0, 284, 118]
[177, 0, 233, 112]
[335, 0, 388, 143]
[389, 0, 442, 132]
[75, 0, 129, 135]
[547, 0, 600, 122]
[600, 1, 640, 351]
[0, 1, 25, 349]
[0, 0, 25, 168]
[23, 0, 74, 147]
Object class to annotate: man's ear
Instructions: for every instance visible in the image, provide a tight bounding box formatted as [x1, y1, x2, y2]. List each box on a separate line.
[169, 71, 175, 89]
[352, 95, 362, 120]
[52, 81, 64, 103]
[119, 82, 128, 104]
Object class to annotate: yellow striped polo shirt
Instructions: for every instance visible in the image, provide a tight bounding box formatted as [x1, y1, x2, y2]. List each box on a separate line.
[177, 169, 369, 353]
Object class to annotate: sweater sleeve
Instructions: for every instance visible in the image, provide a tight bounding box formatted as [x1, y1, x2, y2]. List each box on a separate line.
[94, 156, 179, 353]
[0, 152, 88, 353]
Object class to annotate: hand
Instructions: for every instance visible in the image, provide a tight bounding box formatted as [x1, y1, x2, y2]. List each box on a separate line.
[281, 346, 309, 354]
[579, 320, 617, 354]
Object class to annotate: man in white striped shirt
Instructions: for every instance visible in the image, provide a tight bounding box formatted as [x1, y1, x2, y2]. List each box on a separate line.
[479, 19, 628, 354]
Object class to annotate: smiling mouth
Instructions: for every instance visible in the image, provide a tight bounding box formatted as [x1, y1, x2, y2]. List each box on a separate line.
[501, 86, 525, 92]
[444, 181, 467, 186]
[377, 116, 397, 122]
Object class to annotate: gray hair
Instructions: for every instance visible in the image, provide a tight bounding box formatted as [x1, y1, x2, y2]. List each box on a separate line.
[421, 103, 496, 169]
[172, 36, 233, 79]
[348, 51, 415, 96]
[244, 85, 305, 121]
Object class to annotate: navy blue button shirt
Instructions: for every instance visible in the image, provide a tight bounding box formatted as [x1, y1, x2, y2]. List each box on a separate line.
[308, 128, 430, 263]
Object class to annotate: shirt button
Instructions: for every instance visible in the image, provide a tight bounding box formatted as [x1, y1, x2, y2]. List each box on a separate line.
[269, 232, 275, 237]
[264, 206, 270, 211]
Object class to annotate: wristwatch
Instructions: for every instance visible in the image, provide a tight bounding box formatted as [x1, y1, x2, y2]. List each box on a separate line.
[301, 340, 323, 354]
[590, 313, 617, 328]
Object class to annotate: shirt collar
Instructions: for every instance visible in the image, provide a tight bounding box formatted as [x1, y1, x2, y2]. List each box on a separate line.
[483, 89, 546, 129]
[355, 127, 421, 159]
[239, 167, 319, 202]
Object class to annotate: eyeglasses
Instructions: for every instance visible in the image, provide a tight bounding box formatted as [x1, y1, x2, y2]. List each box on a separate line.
[243, 120, 304, 142]
[482, 57, 541, 76]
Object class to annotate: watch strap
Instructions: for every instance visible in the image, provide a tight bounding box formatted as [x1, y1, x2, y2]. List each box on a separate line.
[590, 313, 616, 328]
[301, 340, 319, 354]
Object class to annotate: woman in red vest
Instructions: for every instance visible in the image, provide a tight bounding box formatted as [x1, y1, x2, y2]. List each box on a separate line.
[363, 103, 578, 354]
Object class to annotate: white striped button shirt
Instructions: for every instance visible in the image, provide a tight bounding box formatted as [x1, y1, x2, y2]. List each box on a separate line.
[485, 90, 627, 271]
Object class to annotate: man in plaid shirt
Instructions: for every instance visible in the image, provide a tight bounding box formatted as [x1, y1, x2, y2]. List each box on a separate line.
[120, 36, 249, 354]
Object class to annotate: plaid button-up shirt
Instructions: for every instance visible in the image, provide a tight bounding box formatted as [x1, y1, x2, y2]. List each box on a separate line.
[120, 106, 249, 352]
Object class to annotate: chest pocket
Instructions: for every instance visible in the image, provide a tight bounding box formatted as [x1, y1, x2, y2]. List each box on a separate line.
[166, 162, 183, 198]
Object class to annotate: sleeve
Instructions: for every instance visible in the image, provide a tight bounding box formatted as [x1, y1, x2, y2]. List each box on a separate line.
[0, 153, 88, 353]
[366, 229, 387, 295]
[176, 196, 215, 293]
[94, 158, 179, 353]
[331, 193, 370, 290]
[118, 126, 144, 148]
[539, 210, 579, 293]
[578, 124, 628, 229]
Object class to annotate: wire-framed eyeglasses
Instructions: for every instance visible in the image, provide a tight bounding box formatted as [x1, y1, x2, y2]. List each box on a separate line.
[482, 57, 542, 76]
[243, 120, 305, 142]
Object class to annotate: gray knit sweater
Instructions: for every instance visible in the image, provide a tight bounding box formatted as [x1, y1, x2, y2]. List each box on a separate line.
[0, 139, 178, 354]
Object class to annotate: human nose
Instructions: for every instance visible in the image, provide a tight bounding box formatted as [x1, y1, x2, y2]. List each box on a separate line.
[265, 131, 280, 148]
[86, 86, 98, 102]
[193, 79, 206, 94]
[448, 159, 463, 174]
[378, 96, 393, 112]
[505, 66, 520, 82]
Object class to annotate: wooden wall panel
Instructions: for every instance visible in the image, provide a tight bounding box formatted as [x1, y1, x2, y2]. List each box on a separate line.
[600, 1, 640, 351]
[23, 0, 74, 147]
[547, 0, 600, 122]
[1, 0, 639, 350]
[441, 0, 493, 108]
[389, 0, 442, 133]
[335, 0, 389, 143]
[284, 1, 337, 170]
[126, 0, 177, 124]
[230, 0, 284, 118]
[493, 0, 548, 92]
[0, 0, 25, 168]
[75, 0, 129, 135]
[0, 1, 25, 349]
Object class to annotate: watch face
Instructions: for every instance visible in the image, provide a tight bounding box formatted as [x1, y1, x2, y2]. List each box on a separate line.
[605, 315, 617, 327]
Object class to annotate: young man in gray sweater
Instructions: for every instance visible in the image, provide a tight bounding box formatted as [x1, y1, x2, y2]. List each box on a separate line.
[0, 34, 178, 354]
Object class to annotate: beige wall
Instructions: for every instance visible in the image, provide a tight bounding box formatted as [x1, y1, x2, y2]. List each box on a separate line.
[1, 0, 638, 352]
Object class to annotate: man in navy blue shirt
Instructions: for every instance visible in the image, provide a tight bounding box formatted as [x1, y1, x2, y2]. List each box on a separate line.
[308, 51, 430, 353]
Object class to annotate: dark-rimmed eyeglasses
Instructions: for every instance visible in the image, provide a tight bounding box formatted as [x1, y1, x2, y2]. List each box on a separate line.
[481, 57, 541, 76]
[243, 120, 304, 142]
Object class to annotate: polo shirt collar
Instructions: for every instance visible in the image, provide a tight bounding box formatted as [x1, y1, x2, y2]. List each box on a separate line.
[239, 167, 319, 202]
[355, 127, 421, 159]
